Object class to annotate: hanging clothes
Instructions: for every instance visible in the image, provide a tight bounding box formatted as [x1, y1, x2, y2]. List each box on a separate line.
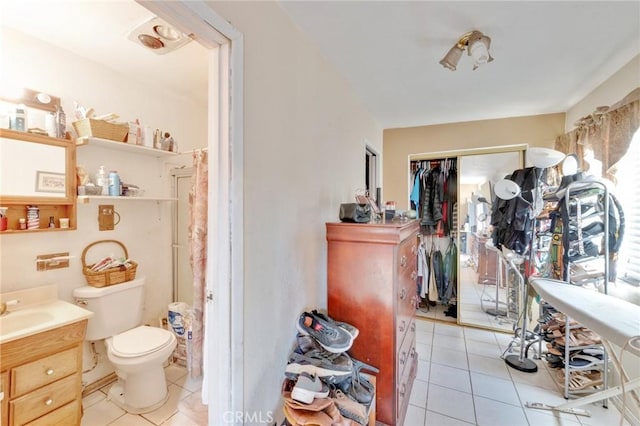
[443, 240, 458, 303]
[428, 241, 439, 302]
[417, 240, 429, 299]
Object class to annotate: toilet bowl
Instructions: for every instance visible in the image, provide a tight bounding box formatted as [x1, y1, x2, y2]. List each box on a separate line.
[105, 325, 177, 413]
[72, 278, 179, 414]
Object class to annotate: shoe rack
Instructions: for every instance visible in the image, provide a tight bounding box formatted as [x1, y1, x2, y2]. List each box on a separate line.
[537, 180, 612, 402]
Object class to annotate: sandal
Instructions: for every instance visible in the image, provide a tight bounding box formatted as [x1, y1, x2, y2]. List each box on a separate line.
[567, 373, 603, 390]
[568, 354, 603, 369]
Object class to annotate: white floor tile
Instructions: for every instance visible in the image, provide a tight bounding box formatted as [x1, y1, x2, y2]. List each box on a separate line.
[434, 323, 465, 338]
[464, 327, 497, 344]
[160, 411, 202, 426]
[467, 353, 511, 379]
[81, 399, 126, 426]
[404, 403, 426, 426]
[470, 371, 520, 407]
[164, 364, 188, 383]
[416, 359, 431, 382]
[433, 333, 467, 351]
[171, 373, 203, 393]
[416, 342, 432, 361]
[577, 401, 630, 426]
[473, 395, 529, 426]
[429, 363, 472, 394]
[416, 330, 434, 344]
[524, 408, 584, 426]
[107, 413, 155, 426]
[416, 318, 435, 333]
[140, 384, 192, 425]
[426, 383, 476, 424]
[409, 379, 428, 408]
[431, 347, 468, 370]
[83, 389, 107, 409]
[508, 358, 559, 392]
[514, 382, 581, 423]
[425, 410, 475, 426]
[465, 340, 503, 359]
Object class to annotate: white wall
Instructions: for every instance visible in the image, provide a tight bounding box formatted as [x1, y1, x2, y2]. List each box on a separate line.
[204, 1, 383, 418]
[565, 54, 640, 132]
[0, 27, 205, 384]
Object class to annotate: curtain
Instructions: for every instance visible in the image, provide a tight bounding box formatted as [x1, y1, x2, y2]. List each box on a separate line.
[189, 149, 208, 378]
[555, 88, 640, 180]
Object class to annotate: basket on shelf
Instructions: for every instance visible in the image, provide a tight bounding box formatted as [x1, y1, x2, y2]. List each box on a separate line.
[82, 239, 137, 287]
[73, 118, 128, 142]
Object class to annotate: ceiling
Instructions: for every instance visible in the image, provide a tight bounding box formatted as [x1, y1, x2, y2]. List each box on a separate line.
[2, 1, 638, 130]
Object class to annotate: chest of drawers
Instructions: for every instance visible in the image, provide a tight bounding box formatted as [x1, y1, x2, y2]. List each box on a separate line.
[327, 220, 419, 425]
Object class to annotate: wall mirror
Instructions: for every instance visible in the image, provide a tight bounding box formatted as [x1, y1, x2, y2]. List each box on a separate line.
[409, 145, 525, 332]
[0, 129, 75, 203]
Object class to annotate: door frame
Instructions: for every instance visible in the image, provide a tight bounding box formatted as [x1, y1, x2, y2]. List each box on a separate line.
[140, 1, 244, 422]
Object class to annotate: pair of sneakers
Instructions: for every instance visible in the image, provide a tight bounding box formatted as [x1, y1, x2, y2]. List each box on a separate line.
[296, 310, 359, 354]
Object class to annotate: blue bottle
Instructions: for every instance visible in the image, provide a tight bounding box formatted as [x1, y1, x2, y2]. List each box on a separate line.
[108, 171, 120, 196]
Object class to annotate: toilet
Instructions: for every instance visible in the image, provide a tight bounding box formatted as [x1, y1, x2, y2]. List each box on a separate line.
[73, 277, 177, 414]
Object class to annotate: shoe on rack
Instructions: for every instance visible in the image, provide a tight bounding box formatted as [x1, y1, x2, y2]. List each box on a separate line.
[297, 311, 353, 353]
[285, 346, 353, 385]
[292, 372, 330, 404]
[310, 310, 360, 340]
[331, 389, 368, 425]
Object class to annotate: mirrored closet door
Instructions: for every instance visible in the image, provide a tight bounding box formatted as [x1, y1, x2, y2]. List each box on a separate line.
[410, 145, 525, 332]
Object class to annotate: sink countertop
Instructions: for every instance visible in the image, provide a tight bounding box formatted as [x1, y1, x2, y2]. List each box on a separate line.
[0, 284, 93, 344]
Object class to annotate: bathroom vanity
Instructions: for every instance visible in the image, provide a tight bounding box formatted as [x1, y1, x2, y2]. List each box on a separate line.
[0, 286, 92, 426]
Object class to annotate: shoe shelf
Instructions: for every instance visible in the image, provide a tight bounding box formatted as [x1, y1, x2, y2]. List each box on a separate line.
[534, 180, 616, 404]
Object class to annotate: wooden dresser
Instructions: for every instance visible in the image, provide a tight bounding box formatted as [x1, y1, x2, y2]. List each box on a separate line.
[326, 220, 419, 425]
[0, 321, 87, 426]
[476, 234, 498, 285]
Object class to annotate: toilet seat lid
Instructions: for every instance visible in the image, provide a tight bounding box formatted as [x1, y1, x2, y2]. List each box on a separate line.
[111, 326, 173, 358]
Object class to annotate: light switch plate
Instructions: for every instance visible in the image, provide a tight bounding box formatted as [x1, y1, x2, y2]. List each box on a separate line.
[98, 204, 115, 231]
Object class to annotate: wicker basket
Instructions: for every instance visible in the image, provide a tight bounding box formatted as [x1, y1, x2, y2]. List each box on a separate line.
[82, 240, 137, 287]
[73, 118, 128, 142]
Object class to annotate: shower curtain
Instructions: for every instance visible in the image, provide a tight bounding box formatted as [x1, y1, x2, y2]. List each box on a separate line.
[189, 149, 208, 378]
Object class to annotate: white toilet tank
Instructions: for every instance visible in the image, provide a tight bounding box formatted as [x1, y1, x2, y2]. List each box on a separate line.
[73, 277, 146, 341]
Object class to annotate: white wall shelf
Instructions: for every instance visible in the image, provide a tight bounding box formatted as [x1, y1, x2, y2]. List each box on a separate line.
[77, 195, 177, 204]
[76, 136, 178, 157]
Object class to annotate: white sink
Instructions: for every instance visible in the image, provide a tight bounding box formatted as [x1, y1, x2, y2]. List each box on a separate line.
[0, 286, 93, 344]
[0, 310, 55, 335]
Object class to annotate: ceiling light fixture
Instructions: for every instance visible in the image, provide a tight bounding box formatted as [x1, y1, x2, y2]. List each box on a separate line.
[127, 17, 192, 55]
[440, 30, 494, 71]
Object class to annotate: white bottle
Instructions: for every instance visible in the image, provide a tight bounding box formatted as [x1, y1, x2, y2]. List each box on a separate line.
[95, 166, 108, 195]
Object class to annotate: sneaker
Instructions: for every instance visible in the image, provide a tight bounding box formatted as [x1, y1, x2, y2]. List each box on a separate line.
[285, 348, 352, 384]
[297, 311, 353, 353]
[311, 309, 360, 340]
[291, 372, 330, 404]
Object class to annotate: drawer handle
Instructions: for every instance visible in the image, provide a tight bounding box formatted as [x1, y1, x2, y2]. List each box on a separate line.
[399, 288, 406, 300]
[400, 351, 407, 365]
[410, 271, 417, 281]
[411, 322, 416, 332]
[400, 255, 407, 267]
[45, 398, 53, 406]
[399, 320, 406, 333]
[412, 245, 417, 255]
[45, 368, 54, 376]
[410, 347, 416, 359]
[400, 384, 407, 397]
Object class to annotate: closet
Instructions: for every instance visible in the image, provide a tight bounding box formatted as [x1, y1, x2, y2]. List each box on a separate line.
[408, 146, 525, 330]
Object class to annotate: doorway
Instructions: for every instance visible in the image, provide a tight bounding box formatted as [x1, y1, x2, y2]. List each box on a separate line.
[144, 1, 245, 422]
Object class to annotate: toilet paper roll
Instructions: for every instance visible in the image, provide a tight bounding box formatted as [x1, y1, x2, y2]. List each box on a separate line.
[168, 302, 189, 336]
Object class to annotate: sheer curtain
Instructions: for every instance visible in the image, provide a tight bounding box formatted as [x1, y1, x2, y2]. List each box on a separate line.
[189, 149, 208, 379]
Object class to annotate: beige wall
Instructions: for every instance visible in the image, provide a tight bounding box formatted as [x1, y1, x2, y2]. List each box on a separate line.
[383, 113, 565, 207]
[205, 1, 382, 416]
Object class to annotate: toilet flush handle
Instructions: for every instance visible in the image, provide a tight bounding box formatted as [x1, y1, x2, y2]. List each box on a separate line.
[76, 299, 88, 306]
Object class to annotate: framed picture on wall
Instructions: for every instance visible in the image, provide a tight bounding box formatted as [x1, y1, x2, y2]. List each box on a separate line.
[35, 171, 65, 193]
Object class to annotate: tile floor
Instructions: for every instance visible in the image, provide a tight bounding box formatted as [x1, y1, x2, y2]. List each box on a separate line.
[81, 364, 207, 426]
[408, 318, 631, 426]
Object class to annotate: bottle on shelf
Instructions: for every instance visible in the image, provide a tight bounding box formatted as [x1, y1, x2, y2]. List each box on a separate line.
[95, 166, 108, 196]
[108, 170, 121, 196]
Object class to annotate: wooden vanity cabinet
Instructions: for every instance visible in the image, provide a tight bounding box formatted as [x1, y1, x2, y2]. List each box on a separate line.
[0, 320, 87, 426]
[327, 220, 419, 425]
[476, 234, 498, 285]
